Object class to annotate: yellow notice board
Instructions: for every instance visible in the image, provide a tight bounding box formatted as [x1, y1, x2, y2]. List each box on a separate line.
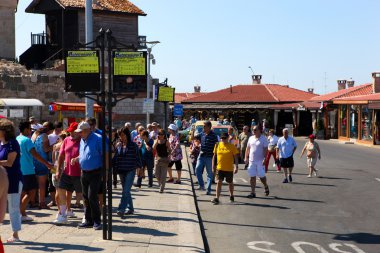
[158, 87, 175, 102]
[66, 51, 99, 74]
[114, 51, 146, 76]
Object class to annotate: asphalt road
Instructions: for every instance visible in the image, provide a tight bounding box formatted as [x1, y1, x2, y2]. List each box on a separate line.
[189, 138, 380, 253]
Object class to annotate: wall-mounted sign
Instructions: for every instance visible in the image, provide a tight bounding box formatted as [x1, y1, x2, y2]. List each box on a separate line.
[0, 109, 7, 117]
[9, 109, 23, 118]
[157, 87, 175, 102]
[143, 98, 154, 113]
[64, 50, 101, 92]
[173, 104, 183, 117]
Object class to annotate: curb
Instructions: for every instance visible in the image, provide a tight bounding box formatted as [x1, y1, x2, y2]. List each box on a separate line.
[183, 145, 210, 253]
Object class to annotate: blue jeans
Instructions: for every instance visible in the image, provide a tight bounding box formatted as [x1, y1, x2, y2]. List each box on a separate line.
[137, 158, 154, 186]
[118, 170, 136, 212]
[195, 156, 213, 193]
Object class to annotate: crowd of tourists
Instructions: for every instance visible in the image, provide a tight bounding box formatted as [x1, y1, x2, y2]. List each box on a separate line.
[0, 115, 322, 250]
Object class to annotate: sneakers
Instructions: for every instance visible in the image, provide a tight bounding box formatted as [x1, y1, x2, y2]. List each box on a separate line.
[66, 210, 77, 218]
[21, 215, 33, 222]
[314, 171, 318, 177]
[289, 175, 293, 182]
[93, 223, 102, 230]
[247, 193, 256, 199]
[78, 221, 94, 228]
[125, 210, 134, 215]
[282, 178, 289, 183]
[53, 214, 68, 225]
[206, 191, 212, 195]
[174, 180, 181, 184]
[116, 210, 124, 217]
[230, 196, 235, 202]
[167, 178, 174, 183]
[307, 175, 312, 178]
[211, 198, 219, 205]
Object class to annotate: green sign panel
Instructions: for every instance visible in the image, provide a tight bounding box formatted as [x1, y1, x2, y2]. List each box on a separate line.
[114, 52, 146, 76]
[66, 51, 99, 74]
[158, 86, 175, 102]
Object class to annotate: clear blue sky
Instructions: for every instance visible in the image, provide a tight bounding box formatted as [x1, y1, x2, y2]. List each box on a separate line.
[16, 0, 380, 95]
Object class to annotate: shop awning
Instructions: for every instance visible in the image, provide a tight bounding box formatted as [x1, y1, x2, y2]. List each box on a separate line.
[182, 104, 272, 110]
[49, 102, 102, 112]
[0, 98, 44, 107]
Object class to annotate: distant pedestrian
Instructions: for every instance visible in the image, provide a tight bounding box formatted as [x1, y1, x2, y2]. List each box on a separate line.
[167, 124, 183, 184]
[245, 125, 270, 198]
[113, 127, 142, 217]
[153, 129, 171, 193]
[150, 122, 159, 140]
[194, 121, 219, 195]
[71, 121, 106, 230]
[300, 134, 321, 178]
[0, 119, 23, 242]
[53, 122, 82, 225]
[137, 130, 154, 187]
[265, 129, 281, 173]
[211, 133, 239, 205]
[189, 136, 201, 175]
[238, 126, 251, 169]
[131, 122, 142, 141]
[276, 128, 297, 183]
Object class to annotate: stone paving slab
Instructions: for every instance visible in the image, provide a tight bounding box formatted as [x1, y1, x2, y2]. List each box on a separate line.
[1, 146, 204, 253]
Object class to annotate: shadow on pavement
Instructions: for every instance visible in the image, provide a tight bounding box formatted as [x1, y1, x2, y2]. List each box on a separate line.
[11, 241, 103, 252]
[334, 233, 380, 244]
[272, 196, 324, 203]
[318, 176, 352, 180]
[291, 182, 336, 187]
[197, 199, 289, 209]
[112, 225, 177, 237]
[135, 207, 196, 215]
[133, 213, 198, 223]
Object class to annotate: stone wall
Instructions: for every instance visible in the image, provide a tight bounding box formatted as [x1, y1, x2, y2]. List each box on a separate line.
[0, 66, 167, 129]
[0, 0, 17, 59]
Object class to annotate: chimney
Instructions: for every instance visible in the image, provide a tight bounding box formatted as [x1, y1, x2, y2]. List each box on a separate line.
[372, 72, 380, 93]
[251, 75, 262, 84]
[194, 85, 201, 93]
[307, 88, 314, 93]
[230, 85, 233, 93]
[337, 80, 347, 91]
[347, 79, 355, 88]
[0, 0, 18, 59]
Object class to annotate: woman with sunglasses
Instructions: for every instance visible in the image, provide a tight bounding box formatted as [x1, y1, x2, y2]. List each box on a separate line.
[153, 129, 171, 193]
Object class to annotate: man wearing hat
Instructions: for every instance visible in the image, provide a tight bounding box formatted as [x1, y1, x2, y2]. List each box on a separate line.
[150, 122, 159, 140]
[71, 121, 107, 230]
[54, 122, 82, 224]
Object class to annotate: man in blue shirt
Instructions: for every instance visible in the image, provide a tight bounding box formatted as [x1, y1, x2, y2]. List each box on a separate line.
[276, 128, 297, 183]
[71, 121, 107, 230]
[194, 121, 219, 195]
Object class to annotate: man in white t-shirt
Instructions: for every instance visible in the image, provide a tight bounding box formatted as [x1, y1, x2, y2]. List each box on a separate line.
[244, 125, 270, 198]
[276, 128, 297, 183]
[48, 121, 63, 146]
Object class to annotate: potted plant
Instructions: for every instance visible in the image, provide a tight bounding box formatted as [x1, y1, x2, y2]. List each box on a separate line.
[316, 118, 325, 139]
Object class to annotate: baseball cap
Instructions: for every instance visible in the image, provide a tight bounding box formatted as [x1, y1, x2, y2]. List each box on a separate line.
[309, 134, 316, 139]
[66, 122, 79, 132]
[75, 121, 90, 133]
[168, 124, 178, 131]
[152, 122, 158, 126]
[29, 116, 35, 121]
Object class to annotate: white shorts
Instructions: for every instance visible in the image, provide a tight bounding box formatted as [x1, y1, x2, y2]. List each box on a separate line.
[307, 157, 317, 167]
[247, 161, 266, 178]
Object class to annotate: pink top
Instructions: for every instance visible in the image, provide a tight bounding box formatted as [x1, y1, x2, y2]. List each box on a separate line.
[60, 137, 81, 177]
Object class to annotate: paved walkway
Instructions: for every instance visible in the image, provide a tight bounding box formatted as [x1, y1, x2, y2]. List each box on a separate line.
[1, 146, 204, 253]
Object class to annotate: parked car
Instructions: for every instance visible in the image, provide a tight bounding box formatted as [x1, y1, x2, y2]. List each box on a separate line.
[179, 126, 192, 142]
[188, 121, 219, 142]
[212, 125, 238, 145]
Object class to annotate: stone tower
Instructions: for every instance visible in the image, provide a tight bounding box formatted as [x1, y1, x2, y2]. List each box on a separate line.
[0, 0, 18, 60]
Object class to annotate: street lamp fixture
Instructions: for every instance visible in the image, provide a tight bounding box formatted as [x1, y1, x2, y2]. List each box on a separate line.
[146, 41, 160, 124]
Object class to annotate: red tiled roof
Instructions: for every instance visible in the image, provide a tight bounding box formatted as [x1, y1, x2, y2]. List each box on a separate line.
[27, 0, 145, 15]
[333, 92, 380, 102]
[182, 84, 316, 103]
[175, 92, 207, 103]
[310, 83, 373, 102]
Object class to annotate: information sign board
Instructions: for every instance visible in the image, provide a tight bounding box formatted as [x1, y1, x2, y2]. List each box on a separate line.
[143, 98, 155, 113]
[157, 87, 175, 102]
[114, 52, 146, 76]
[173, 104, 183, 117]
[64, 50, 101, 92]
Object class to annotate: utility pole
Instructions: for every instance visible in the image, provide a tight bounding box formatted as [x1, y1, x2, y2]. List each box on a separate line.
[85, 0, 94, 118]
[146, 47, 151, 124]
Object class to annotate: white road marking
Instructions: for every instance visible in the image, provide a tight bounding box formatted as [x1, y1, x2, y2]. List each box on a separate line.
[240, 178, 248, 183]
[233, 178, 237, 183]
[375, 178, 380, 182]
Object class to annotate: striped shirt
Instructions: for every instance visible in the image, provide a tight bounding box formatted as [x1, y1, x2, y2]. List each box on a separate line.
[113, 142, 142, 173]
[197, 131, 218, 158]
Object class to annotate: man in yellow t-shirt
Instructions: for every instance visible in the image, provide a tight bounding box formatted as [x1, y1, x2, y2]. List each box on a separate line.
[211, 133, 239, 205]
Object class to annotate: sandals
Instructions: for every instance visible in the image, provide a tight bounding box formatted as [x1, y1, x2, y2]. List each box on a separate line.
[265, 186, 270, 196]
[6, 236, 20, 243]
